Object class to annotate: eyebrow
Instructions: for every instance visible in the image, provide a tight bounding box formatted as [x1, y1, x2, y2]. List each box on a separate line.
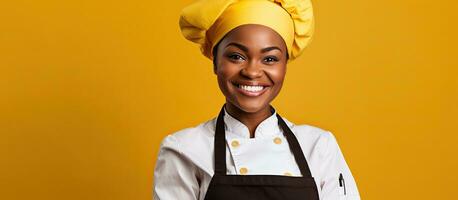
[225, 42, 282, 53]
[261, 46, 282, 53]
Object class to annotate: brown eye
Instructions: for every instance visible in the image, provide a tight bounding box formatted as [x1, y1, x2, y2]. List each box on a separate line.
[228, 54, 244, 60]
[227, 53, 246, 62]
[263, 56, 279, 63]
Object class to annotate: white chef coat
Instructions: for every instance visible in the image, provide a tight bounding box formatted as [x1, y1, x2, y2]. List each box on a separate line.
[153, 108, 361, 200]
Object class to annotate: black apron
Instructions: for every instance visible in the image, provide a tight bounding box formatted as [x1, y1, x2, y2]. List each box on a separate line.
[204, 106, 320, 200]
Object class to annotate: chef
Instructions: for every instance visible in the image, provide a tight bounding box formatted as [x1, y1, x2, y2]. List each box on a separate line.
[153, 0, 361, 199]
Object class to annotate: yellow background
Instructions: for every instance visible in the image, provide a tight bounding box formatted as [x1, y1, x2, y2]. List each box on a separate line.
[1, 0, 457, 199]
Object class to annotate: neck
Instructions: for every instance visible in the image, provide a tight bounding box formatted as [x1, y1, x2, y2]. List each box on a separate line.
[225, 103, 272, 138]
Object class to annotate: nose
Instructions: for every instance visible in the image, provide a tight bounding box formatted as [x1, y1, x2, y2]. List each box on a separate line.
[240, 60, 263, 79]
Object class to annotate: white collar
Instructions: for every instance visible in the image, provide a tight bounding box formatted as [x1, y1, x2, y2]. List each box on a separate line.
[223, 107, 283, 139]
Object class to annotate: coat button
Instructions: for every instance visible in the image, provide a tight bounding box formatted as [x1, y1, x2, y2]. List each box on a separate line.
[231, 140, 240, 148]
[239, 167, 248, 175]
[273, 137, 282, 144]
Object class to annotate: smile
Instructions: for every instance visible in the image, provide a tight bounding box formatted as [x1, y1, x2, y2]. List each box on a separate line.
[232, 82, 270, 97]
[239, 85, 264, 92]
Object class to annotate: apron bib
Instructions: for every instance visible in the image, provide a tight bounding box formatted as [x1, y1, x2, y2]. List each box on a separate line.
[204, 106, 320, 200]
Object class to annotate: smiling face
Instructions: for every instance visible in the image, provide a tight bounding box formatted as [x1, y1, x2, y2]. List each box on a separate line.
[213, 24, 288, 114]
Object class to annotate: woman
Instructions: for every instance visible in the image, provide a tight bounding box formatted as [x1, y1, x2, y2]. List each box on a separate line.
[154, 0, 360, 199]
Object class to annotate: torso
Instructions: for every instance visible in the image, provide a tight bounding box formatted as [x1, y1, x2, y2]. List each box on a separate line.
[168, 116, 334, 200]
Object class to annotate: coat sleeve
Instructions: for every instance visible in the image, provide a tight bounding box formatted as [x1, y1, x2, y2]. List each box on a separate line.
[319, 131, 361, 200]
[153, 135, 200, 200]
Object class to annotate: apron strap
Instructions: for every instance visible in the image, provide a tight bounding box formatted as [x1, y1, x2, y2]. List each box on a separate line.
[276, 113, 313, 178]
[214, 105, 227, 175]
[213, 105, 313, 178]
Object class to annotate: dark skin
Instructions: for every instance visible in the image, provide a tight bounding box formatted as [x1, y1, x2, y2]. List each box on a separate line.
[213, 24, 288, 138]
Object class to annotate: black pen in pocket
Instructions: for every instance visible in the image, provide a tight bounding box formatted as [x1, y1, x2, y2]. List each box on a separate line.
[339, 173, 346, 195]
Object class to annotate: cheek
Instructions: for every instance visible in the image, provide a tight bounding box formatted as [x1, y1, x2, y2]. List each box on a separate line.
[216, 62, 240, 82]
[265, 66, 286, 101]
[267, 66, 287, 85]
[216, 63, 240, 92]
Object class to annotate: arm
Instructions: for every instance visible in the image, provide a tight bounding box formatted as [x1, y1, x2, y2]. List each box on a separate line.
[153, 135, 200, 200]
[320, 131, 361, 200]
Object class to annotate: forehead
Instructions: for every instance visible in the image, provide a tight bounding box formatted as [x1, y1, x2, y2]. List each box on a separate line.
[219, 24, 287, 50]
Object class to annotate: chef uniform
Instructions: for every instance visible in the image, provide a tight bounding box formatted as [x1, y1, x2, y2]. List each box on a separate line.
[154, 0, 361, 199]
[154, 106, 360, 200]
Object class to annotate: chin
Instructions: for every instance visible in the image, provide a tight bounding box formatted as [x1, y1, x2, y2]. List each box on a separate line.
[232, 99, 268, 113]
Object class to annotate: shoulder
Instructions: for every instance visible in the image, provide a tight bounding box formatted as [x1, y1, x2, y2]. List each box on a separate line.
[158, 118, 216, 171]
[160, 117, 216, 150]
[283, 117, 334, 142]
[283, 118, 340, 158]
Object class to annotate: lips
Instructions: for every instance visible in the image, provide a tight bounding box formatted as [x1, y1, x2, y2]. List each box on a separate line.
[231, 81, 270, 97]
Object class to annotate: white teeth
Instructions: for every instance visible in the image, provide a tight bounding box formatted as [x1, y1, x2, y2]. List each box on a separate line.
[239, 85, 264, 92]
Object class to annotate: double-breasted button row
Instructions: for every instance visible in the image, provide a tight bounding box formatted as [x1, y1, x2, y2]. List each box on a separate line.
[238, 168, 292, 176]
[230, 137, 282, 149]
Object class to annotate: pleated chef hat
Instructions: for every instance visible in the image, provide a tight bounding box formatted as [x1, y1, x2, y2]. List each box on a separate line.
[179, 0, 314, 61]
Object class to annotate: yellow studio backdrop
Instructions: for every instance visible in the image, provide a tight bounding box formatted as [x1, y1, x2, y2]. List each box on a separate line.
[0, 0, 457, 199]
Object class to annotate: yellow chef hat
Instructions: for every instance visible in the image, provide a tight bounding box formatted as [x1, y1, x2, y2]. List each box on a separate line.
[179, 0, 314, 61]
